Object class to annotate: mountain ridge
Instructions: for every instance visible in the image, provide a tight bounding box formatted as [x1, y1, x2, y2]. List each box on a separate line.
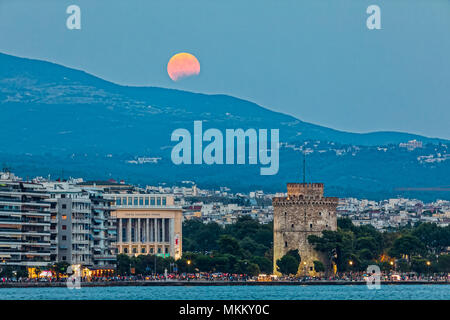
[0, 52, 449, 201]
[1, 52, 447, 146]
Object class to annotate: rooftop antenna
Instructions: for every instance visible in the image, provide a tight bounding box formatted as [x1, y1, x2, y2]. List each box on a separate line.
[302, 152, 306, 184]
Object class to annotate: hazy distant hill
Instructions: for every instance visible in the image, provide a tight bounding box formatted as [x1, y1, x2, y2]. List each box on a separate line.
[0, 52, 449, 201]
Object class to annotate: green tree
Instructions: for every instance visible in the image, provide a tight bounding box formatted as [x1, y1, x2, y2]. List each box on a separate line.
[313, 260, 325, 273]
[218, 235, 241, 256]
[276, 255, 299, 276]
[117, 253, 131, 275]
[250, 256, 272, 274]
[396, 258, 410, 272]
[388, 234, 425, 260]
[337, 217, 354, 231]
[240, 237, 268, 257]
[437, 254, 450, 272]
[285, 249, 301, 264]
[412, 223, 450, 255]
[195, 255, 213, 272]
[410, 256, 430, 274]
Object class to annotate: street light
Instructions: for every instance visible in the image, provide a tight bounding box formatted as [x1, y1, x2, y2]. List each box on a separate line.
[186, 260, 192, 275]
[349, 260, 353, 266]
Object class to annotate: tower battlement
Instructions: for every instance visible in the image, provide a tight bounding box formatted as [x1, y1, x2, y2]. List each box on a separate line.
[286, 183, 324, 197]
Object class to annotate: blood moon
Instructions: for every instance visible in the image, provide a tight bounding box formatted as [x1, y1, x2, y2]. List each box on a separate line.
[167, 52, 200, 81]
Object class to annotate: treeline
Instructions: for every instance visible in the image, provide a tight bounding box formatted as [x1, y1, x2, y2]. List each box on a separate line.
[307, 218, 450, 274]
[182, 216, 273, 275]
[116, 216, 273, 276]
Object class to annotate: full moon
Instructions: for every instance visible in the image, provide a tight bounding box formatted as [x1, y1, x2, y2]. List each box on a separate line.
[167, 52, 200, 81]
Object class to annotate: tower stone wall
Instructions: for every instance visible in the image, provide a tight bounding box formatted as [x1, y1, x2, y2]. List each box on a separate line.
[273, 183, 338, 276]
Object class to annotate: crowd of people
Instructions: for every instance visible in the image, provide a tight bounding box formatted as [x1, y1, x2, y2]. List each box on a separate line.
[1, 271, 449, 284]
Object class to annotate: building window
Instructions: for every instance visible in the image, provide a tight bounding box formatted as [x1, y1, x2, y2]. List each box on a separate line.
[285, 241, 288, 247]
[62, 225, 67, 230]
[291, 224, 294, 228]
[139, 197, 143, 206]
[141, 248, 146, 253]
[62, 204, 67, 209]
[310, 267, 313, 271]
[62, 256, 66, 260]
[157, 197, 161, 206]
[145, 198, 149, 206]
[62, 236, 67, 240]
[124, 248, 128, 253]
[165, 248, 168, 254]
[62, 215, 67, 220]
[116, 198, 121, 205]
[162, 197, 166, 206]
[132, 248, 137, 253]
[150, 248, 154, 254]
[150, 197, 155, 205]
[157, 248, 161, 253]
[310, 224, 313, 229]
[134, 198, 138, 206]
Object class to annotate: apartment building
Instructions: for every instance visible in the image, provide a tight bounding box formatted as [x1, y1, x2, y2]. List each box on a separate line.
[88, 190, 116, 269]
[44, 182, 116, 270]
[45, 182, 92, 265]
[0, 172, 51, 267]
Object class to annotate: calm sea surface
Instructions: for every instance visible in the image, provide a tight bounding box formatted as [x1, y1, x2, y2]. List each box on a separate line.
[0, 285, 448, 300]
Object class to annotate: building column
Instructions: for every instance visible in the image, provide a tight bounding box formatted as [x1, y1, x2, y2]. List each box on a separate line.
[154, 218, 158, 254]
[162, 218, 165, 243]
[169, 218, 175, 257]
[118, 218, 122, 244]
[127, 218, 132, 253]
[137, 219, 141, 242]
[162, 218, 165, 256]
[146, 218, 150, 243]
[153, 218, 158, 243]
[127, 218, 132, 243]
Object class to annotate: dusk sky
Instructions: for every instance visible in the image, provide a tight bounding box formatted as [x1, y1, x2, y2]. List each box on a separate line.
[0, 0, 449, 139]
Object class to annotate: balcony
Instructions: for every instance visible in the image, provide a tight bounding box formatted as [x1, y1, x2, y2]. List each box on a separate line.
[73, 239, 90, 245]
[72, 229, 89, 234]
[93, 254, 116, 261]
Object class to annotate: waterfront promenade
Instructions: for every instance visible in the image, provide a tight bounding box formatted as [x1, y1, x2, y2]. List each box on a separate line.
[0, 278, 448, 288]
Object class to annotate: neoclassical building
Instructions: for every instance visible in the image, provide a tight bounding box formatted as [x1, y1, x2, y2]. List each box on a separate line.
[107, 193, 182, 260]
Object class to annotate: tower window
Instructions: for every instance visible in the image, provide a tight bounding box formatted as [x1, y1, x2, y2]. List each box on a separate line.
[285, 241, 288, 247]
[310, 224, 312, 229]
[291, 224, 294, 228]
